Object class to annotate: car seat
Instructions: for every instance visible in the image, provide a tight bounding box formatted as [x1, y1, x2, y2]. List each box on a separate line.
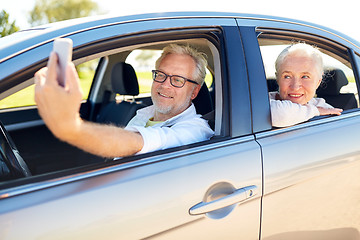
[267, 78, 279, 92]
[316, 69, 358, 110]
[96, 62, 146, 126]
[193, 83, 214, 130]
[193, 84, 213, 116]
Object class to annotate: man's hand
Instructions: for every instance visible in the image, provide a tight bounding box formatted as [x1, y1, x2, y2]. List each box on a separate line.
[317, 107, 343, 116]
[34, 52, 83, 141]
[34, 53, 143, 158]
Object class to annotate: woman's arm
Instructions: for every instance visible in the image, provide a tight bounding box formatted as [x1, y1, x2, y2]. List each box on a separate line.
[270, 99, 320, 127]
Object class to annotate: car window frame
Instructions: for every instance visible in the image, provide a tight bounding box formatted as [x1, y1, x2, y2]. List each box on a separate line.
[0, 21, 254, 191]
[253, 27, 360, 132]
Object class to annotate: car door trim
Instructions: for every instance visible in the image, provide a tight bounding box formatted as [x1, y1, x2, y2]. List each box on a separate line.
[255, 110, 360, 139]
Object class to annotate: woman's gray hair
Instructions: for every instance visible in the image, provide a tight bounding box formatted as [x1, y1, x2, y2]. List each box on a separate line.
[275, 43, 324, 79]
[155, 44, 208, 86]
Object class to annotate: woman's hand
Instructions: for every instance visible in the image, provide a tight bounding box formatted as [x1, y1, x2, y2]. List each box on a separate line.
[317, 107, 343, 116]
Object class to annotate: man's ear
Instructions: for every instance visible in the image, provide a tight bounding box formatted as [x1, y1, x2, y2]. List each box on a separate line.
[191, 84, 202, 100]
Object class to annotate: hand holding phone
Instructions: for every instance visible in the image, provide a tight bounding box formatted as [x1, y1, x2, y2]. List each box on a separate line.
[52, 38, 73, 87]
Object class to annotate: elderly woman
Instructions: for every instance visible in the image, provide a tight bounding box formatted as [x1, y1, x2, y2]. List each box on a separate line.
[270, 43, 343, 127]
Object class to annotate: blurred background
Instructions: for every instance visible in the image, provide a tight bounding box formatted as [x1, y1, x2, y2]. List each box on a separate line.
[1, 0, 360, 42]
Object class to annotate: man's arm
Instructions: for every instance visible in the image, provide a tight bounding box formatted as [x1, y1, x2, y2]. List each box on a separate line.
[34, 52, 143, 158]
[62, 119, 143, 158]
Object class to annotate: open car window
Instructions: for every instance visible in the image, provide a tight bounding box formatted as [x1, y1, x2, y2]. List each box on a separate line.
[258, 35, 359, 115]
[0, 33, 223, 186]
[84, 39, 220, 135]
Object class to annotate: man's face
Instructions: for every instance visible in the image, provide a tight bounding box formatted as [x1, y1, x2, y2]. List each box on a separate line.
[151, 53, 201, 121]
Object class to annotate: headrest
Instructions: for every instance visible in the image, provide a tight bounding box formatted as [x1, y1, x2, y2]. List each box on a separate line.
[267, 78, 278, 92]
[316, 69, 348, 96]
[192, 84, 213, 115]
[111, 62, 139, 96]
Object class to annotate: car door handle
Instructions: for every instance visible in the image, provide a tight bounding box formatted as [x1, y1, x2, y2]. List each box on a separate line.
[189, 185, 258, 216]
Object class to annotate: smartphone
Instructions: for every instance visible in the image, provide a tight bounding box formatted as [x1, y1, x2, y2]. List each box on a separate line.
[52, 38, 73, 87]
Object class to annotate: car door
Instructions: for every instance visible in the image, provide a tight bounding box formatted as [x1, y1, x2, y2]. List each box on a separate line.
[237, 19, 360, 239]
[0, 16, 262, 239]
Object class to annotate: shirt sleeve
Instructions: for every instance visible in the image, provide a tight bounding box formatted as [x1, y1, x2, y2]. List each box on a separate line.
[270, 99, 320, 127]
[313, 97, 334, 109]
[126, 118, 214, 154]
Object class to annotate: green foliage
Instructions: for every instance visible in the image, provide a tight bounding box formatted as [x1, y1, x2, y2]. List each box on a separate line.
[29, 0, 100, 26]
[0, 10, 20, 37]
[135, 50, 157, 68]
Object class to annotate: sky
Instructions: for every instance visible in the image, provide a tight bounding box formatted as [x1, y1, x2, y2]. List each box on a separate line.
[1, 0, 360, 42]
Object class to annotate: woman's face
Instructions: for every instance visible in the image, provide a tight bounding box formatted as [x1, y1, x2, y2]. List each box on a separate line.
[277, 53, 322, 105]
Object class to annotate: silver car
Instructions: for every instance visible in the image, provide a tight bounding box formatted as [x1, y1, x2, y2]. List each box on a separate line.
[0, 12, 360, 239]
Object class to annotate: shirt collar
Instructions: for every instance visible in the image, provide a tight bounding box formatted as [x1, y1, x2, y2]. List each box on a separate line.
[136, 103, 197, 127]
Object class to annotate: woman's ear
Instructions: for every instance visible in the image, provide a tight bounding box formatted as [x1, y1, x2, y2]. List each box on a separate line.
[316, 71, 324, 88]
[316, 77, 322, 89]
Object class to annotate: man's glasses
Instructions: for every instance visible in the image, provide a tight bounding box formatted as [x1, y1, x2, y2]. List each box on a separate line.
[152, 70, 198, 88]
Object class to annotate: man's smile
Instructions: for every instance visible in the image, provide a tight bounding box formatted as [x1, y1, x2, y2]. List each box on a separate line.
[158, 91, 173, 99]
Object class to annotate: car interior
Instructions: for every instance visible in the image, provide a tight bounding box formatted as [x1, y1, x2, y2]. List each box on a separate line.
[0, 37, 222, 182]
[80, 39, 219, 130]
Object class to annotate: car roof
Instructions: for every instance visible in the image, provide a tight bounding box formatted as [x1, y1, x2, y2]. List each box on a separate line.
[1, 11, 359, 62]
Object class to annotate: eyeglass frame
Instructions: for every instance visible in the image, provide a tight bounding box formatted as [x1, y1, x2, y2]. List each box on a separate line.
[152, 70, 199, 88]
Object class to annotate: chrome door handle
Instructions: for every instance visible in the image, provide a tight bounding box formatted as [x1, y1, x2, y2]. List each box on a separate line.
[189, 185, 258, 216]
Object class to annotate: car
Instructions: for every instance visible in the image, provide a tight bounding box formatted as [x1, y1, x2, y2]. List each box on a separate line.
[1, 11, 360, 239]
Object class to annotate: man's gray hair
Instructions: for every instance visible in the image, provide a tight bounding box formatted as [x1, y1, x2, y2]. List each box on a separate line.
[155, 44, 208, 85]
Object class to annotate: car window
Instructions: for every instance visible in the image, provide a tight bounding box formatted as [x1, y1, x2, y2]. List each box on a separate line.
[258, 39, 359, 110]
[76, 58, 99, 99]
[125, 49, 161, 95]
[0, 34, 222, 187]
[0, 59, 98, 109]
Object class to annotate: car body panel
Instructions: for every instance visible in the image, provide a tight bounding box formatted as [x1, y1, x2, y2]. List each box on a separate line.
[1, 138, 262, 239]
[257, 114, 360, 239]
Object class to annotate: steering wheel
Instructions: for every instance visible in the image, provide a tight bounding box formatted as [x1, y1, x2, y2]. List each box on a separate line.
[0, 121, 31, 181]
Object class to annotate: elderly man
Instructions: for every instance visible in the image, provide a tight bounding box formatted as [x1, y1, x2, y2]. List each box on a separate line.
[34, 44, 214, 158]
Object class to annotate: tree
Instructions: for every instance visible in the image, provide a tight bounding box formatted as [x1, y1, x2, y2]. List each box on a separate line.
[29, 0, 100, 27]
[135, 50, 158, 69]
[0, 10, 20, 37]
